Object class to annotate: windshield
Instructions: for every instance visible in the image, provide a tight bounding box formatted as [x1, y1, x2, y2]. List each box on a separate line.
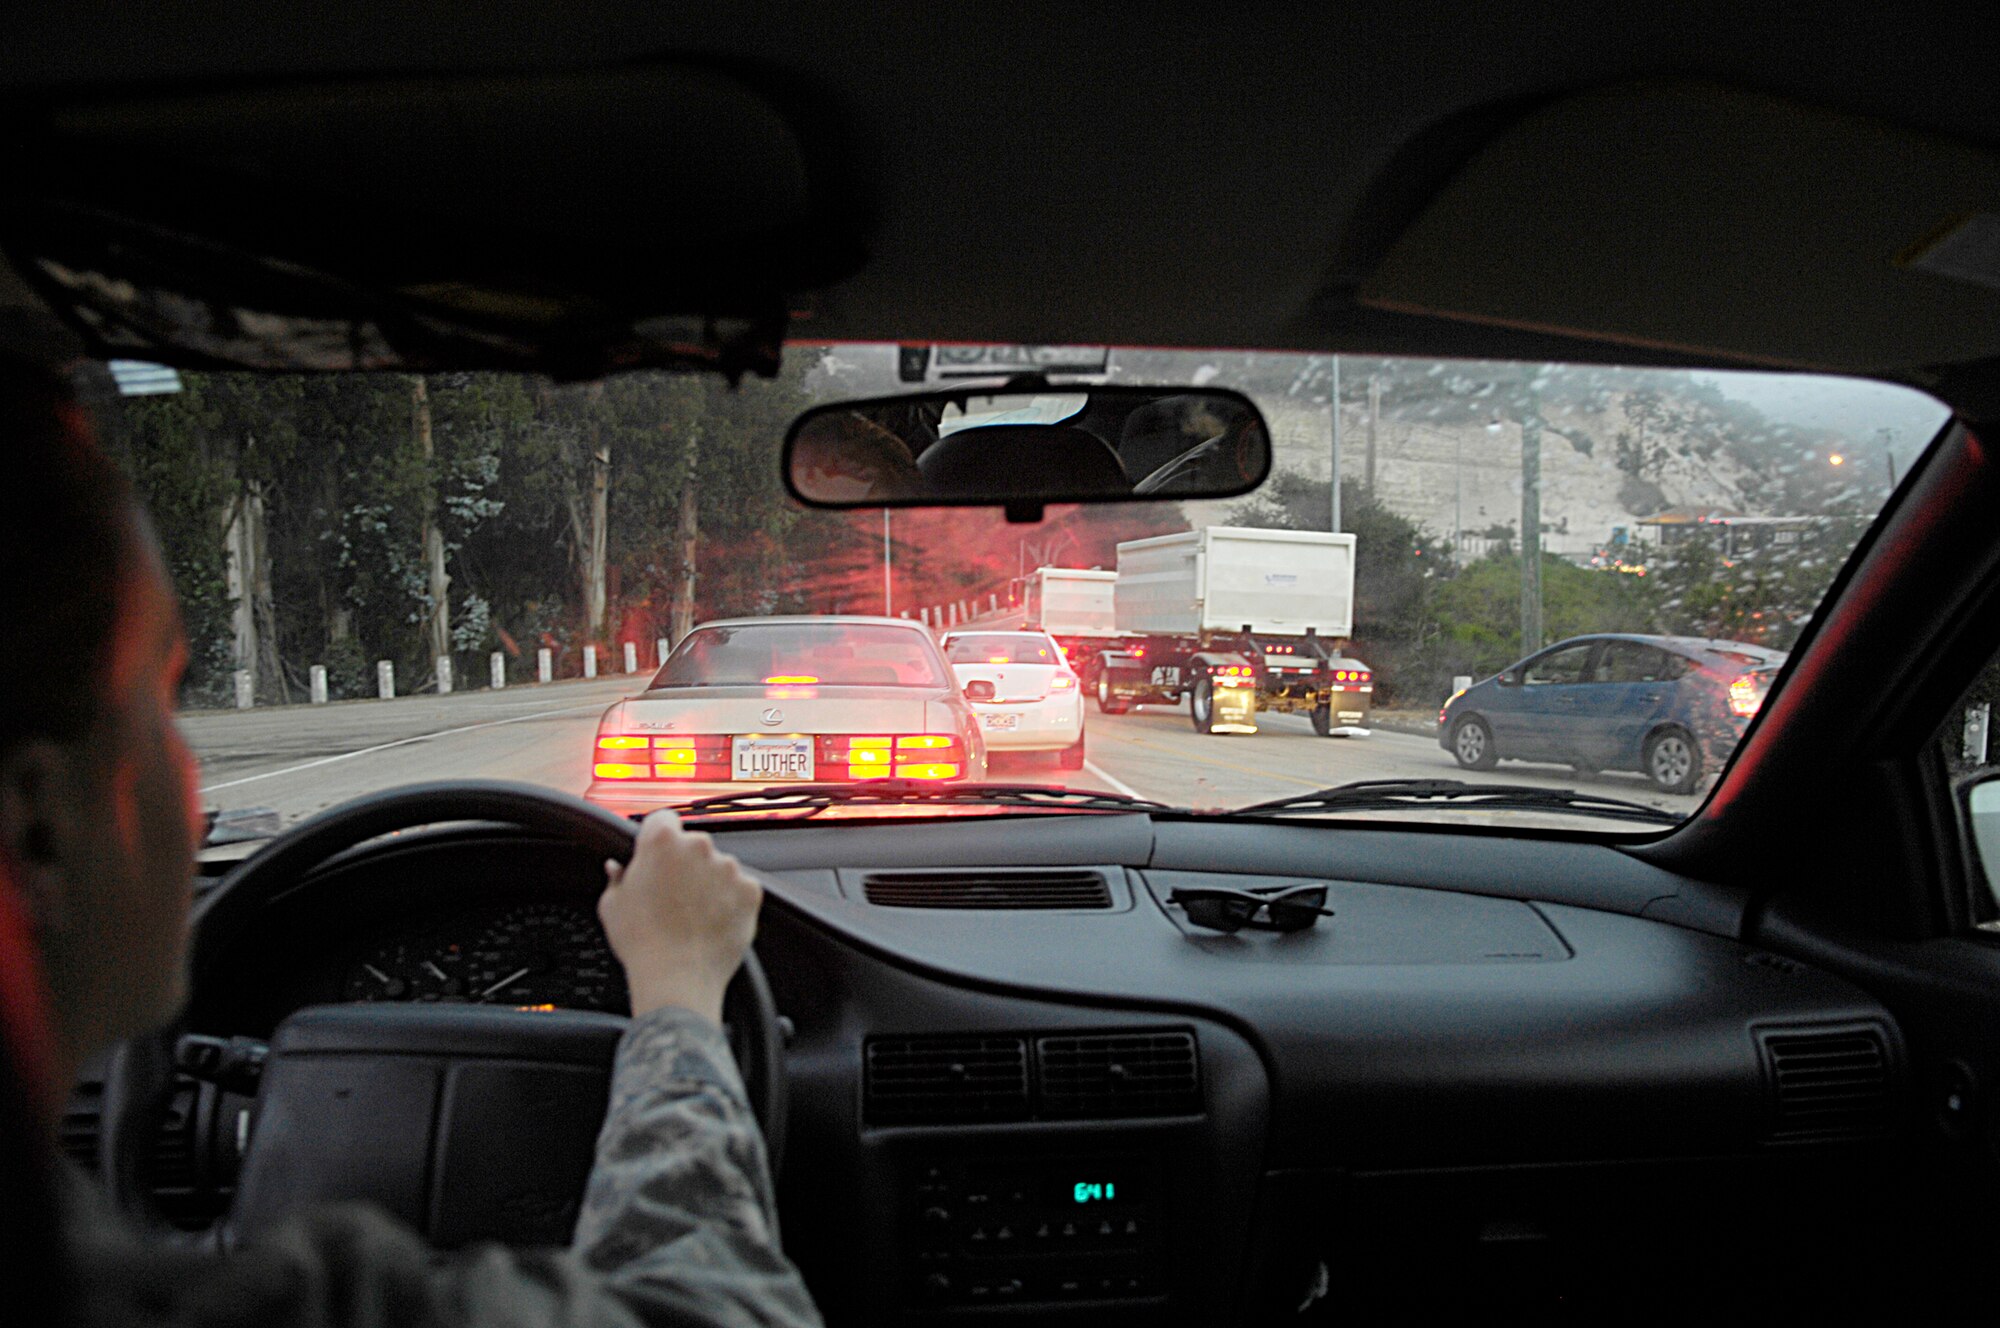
[943, 634, 1060, 666]
[651, 623, 949, 689]
[95, 346, 1946, 833]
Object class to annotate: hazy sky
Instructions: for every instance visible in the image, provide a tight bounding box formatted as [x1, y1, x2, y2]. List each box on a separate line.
[1692, 370, 1950, 451]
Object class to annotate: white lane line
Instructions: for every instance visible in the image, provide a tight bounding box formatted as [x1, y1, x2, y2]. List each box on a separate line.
[1083, 760, 1148, 800]
[197, 703, 606, 792]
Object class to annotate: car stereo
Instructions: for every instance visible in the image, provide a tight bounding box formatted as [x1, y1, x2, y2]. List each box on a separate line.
[905, 1155, 1164, 1308]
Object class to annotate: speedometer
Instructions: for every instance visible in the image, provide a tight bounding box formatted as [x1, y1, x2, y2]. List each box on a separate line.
[465, 903, 626, 1012]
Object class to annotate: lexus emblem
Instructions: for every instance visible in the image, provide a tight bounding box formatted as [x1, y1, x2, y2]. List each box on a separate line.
[760, 707, 784, 726]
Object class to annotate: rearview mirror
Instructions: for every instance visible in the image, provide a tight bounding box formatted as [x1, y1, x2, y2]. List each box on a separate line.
[784, 382, 1271, 519]
[964, 680, 997, 702]
[1963, 777, 2000, 907]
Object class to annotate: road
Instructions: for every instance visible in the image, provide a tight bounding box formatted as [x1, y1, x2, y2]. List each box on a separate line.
[186, 681, 1699, 832]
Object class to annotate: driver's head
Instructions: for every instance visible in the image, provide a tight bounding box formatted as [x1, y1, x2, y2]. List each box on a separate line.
[0, 357, 202, 1078]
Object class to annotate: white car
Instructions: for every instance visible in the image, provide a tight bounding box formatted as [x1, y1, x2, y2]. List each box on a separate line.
[586, 616, 988, 813]
[937, 629, 1086, 770]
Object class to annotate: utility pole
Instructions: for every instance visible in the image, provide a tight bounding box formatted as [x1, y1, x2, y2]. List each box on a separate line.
[1518, 374, 1544, 655]
[1365, 374, 1380, 493]
[1329, 356, 1343, 532]
[882, 508, 893, 616]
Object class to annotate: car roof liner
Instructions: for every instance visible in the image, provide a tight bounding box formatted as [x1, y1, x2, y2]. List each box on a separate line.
[0, 64, 864, 380]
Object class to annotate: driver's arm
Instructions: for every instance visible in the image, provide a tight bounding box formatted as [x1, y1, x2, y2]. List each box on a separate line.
[63, 811, 822, 1328]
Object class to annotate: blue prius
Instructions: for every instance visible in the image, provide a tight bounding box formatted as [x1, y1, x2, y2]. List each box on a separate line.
[1439, 634, 1787, 794]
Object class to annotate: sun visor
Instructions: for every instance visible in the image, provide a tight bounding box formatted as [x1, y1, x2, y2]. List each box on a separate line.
[1358, 82, 2000, 374]
[0, 65, 863, 379]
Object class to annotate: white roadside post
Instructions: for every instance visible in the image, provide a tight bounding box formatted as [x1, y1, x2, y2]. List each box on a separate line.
[584, 645, 598, 679]
[623, 641, 638, 673]
[377, 660, 395, 699]
[990, 593, 998, 612]
[490, 652, 506, 690]
[233, 670, 253, 710]
[1453, 675, 1472, 695]
[537, 648, 553, 683]
[1967, 704, 1992, 765]
[656, 638, 670, 667]
[437, 657, 453, 695]
[309, 665, 328, 705]
[920, 608, 929, 627]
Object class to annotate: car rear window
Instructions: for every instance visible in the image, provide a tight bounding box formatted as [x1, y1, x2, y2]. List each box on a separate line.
[650, 623, 950, 688]
[944, 633, 1059, 664]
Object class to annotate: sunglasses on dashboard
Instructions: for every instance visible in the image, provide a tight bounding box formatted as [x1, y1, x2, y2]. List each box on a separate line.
[1167, 883, 1333, 934]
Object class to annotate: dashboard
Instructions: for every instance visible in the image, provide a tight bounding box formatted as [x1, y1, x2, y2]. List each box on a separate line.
[337, 902, 625, 1011]
[150, 810, 1911, 1322]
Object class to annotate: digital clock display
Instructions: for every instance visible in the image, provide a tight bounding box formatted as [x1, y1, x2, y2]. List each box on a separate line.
[1054, 1175, 1139, 1206]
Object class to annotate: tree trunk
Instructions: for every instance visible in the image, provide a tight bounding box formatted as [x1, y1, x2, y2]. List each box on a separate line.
[224, 488, 257, 698]
[558, 382, 612, 637]
[412, 376, 451, 675]
[586, 383, 610, 634]
[224, 442, 285, 702]
[669, 444, 700, 645]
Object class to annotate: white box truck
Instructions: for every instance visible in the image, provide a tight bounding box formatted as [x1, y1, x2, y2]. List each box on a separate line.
[1082, 526, 1374, 736]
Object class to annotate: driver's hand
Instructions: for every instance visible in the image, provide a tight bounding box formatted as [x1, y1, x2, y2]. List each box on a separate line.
[598, 810, 762, 1027]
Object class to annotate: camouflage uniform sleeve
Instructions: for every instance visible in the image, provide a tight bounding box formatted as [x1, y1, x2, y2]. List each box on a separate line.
[61, 1005, 821, 1328]
[567, 1004, 823, 1327]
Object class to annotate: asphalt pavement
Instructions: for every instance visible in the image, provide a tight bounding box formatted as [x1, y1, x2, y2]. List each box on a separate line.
[185, 680, 1700, 833]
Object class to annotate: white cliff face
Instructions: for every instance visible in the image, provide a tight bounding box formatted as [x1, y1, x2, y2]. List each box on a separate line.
[1216, 393, 1766, 561]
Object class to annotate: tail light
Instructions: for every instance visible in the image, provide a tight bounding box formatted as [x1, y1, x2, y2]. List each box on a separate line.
[819, 734, 964, 781]
[1327, 668, 1373, 686]
[595, 734, 733, 781]
[1051, 673, 1078, 691]
[595, 731, 967, 783]
[1728, 675, 1765, 718]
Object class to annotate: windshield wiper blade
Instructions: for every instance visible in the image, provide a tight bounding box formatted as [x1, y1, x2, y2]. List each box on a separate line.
[667, 781, 1179, 821]
[1233, 778, 1683, 826]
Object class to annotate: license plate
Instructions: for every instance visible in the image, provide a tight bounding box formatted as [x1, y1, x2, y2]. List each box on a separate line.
[732, 736, 815, 781]
[982, 713, 1019, 730]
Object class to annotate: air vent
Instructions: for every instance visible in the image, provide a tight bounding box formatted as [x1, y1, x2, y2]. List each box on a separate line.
[60, 1080, 103, 1169]
[1037, 1032, 1201, 1118]
[861, 870, 1113, 910]
[865, 1036, 1030, 1124]
[147, 1083, 201, 1192]
[1758, 1025, 1892, 1145]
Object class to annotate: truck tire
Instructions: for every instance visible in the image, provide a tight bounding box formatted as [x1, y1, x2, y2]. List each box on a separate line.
[1190, 678, 1215, 732]
[1311, 703, 1333, 736]
[1450, 715, 1498, 771]
[1095, 670, 1130, 715]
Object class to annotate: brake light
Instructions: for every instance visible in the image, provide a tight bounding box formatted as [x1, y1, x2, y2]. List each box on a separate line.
[1051, 673, 1077, 691]
[988, 655, 1011, 663]
[764, 675, 818, 684]
[818, 733, 967, 781]
[1728, 675, 1764, 718]
[594, 734, 733, 782]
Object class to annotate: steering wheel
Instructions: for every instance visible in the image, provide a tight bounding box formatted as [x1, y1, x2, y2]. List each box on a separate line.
[100, 781, 786, 1245]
